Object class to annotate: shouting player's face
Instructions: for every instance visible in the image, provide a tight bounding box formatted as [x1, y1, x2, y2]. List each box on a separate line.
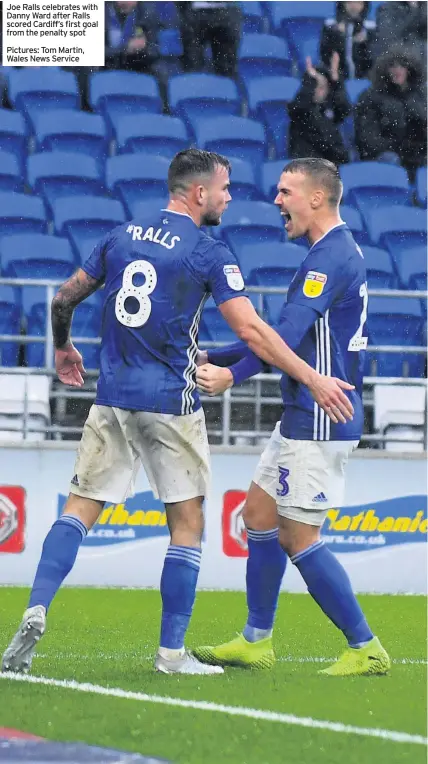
[200, 165, 232, 226]
[274, 171, 318, 240]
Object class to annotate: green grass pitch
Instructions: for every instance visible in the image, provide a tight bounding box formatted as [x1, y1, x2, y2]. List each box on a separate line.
[0, 588, 426, 764]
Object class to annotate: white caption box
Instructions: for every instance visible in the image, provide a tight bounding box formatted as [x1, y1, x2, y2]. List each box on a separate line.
[2, 1, 105, 66]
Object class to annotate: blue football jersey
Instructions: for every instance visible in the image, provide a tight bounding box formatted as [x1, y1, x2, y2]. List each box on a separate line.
[81, 209, 245, 414]
[279, 223, 367, 441]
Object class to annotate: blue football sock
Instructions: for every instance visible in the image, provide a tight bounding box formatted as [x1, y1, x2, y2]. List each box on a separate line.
[160, 545, 201, 650]
[291, 541, 373, 647]
[28, 515, 88, 611]
[243, 528, 287, 642]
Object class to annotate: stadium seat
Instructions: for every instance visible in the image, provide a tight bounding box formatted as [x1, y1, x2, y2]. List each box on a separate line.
[365, 206, 427, 264]
[340, 163, 411, 213]
[345, 79, 371, 105]
[0, 108, 28, 169]
[200, 305, 235, 344]
[0, 191, 47, 240]
[0, 150, 24, 193]
[238, 35, 292, 82]
[217, 201, 283, 252]
[194, 116, 267, 168]
[360, 246, 396, 289]
[72, 291, 102, 369]
[27, 152, 105, 209]
[396, 246, 427, 290]
[366, 297, 425, 377]
[1, 234, 75, 279]
[89, 72, 162, 129]
[339, 205, 367, 245]
[106, 154, 169, 214]
[0, 374, 51, 440]
[32, 111, 108, 166]
[262, 160, 287, 201]
[237, 241, 307, 283]
[128, 199, 169, 220]
[0, 285, 21, 367]
[416, 166, 427, 208]
[52, 196, 126, 261]
[270, 1, 335, 68]
[247, 77, 300, 158]
[7, 68, 80, 123]
[158, 28, 183, 59]
[241, 1, 265, 33]
[114, 114, 188, 158]
[226, 157, 261, 201]
[68, 234, 102, 266]
[168, 74, 241, 127]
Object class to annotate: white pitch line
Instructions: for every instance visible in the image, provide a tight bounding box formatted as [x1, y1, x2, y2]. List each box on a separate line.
[0, 672, 426, 747]
[33, 653, 428, 666]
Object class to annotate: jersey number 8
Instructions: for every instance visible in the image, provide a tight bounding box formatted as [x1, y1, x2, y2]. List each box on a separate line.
[115, 260, 157, 328]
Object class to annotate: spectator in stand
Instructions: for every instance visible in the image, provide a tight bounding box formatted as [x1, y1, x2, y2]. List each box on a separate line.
[320, 2, 376, 80]
[176, 2, 242, 78]
[376, 2, 427, 59]
[105, 1, 159, 73]
[288, 53, 351, 165]
[355, 48, 427, 181]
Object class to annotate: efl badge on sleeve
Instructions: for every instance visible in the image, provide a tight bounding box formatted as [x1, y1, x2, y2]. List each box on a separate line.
[223, 265, 244, 291]
[303, 271, 327, 298]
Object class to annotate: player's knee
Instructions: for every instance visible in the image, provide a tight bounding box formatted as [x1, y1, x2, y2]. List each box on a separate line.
[278, 519, 320, 558]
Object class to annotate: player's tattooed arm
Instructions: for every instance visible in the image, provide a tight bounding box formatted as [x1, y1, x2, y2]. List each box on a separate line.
[51, 268, 100, 349]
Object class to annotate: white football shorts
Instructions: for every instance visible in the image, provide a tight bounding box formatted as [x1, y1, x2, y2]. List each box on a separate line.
[253, 422, 359, 526]
[70, 404, 211, 505]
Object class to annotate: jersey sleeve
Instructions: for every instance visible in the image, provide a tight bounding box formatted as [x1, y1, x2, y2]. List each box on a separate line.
[81, 230, 115, 283]
[288, 246, 350, 316]
[205, 242, 247, 306]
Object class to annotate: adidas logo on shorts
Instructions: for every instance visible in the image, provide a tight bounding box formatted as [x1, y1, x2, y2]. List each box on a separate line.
[71, 474, 79, 486]
[312, 492, 327, 503]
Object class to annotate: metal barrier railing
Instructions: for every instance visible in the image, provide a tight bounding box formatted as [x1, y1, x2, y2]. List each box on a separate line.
[0, 279, 427, 446]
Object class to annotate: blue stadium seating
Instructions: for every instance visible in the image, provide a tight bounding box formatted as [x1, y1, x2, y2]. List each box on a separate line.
[367, 297, 425, 377]
[339, 205, 367, 245]
[72, 291, 102, 369]
[27, 152, 105, 209]
[365, 206, 427, 264]
[32, 110, 108, 166]
[52, 196, 126, 261]
[0, 191, 47, 240]
[194, 116, 267, 168]
[270, 1, 335, 68]
[226, 157, 261, 201]
[106, 154, 169, 214]
[340, 163, 411, 214]
[0, 150, 24, 193]
[0, 285, 21, 367]
[1, 234, 75, 279]
[68, 234, 102, 266]
[396, 246, 427, 290]
[416, 167, 427, 208]
[247, 77, 300, 158]
[241, 2, 265, 33]
[238, 34, 292, 81]
[26, 300, 49, 368]
[217, 201, 283, 252]
[89, 72, 162, 129]
[168, 74, 241, 127]
[345, 79, 371, 105]
[128, 199, 169, 220]
[360, 246, 396, 289]
[200, 306, 234, 344]
[115, 114, 188, 158]
[0, 109, 28, 169]
[7, 68, 80, 123]
[238, 240, 307, 283]
[262, 160, 286, 201]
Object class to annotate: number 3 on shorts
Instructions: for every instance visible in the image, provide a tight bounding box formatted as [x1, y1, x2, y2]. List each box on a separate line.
[277, 466, 290, 497]
[115, 260, 157, 328]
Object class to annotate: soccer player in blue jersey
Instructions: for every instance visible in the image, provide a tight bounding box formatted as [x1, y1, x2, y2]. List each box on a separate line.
[194, 158, 390, 676]
[2, 151, 355, 677]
